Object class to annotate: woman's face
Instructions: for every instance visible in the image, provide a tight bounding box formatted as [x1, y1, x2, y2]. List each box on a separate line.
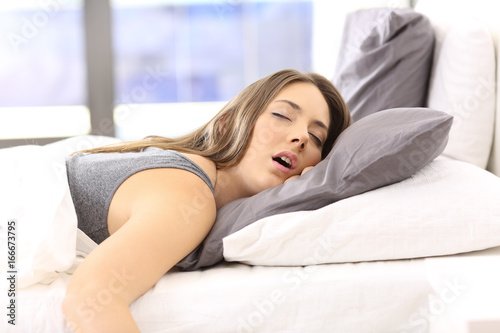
[234, 81, 330, 196]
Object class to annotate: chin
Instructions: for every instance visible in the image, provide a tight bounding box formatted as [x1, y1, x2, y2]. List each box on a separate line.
[246, 173, 285, 196]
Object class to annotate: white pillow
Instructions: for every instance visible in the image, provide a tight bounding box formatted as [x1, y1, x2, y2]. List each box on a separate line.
[223, 157, 500, 266]
[487, 31, 500, 177]
[423, 14, 495, 168]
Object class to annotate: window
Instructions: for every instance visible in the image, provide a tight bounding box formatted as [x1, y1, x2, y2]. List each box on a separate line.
[1, 0, 414, 146]
[0, 0, 89, 140]
[111, 0, 313, 140]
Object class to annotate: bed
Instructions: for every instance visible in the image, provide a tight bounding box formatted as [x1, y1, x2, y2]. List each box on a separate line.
[2, 0, 500, 332]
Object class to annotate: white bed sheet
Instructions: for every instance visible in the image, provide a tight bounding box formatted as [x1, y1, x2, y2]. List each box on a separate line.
[2, 247, 500, 333]
[4, 246, 500, 333]
[3, 256, 432, 333]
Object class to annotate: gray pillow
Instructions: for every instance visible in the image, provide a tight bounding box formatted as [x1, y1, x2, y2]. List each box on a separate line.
[176, 108, 453, 270]
[332, 8, 434, 122]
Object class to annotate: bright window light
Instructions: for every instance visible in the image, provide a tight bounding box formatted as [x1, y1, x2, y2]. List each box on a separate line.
[114, 101, 225, 140]
[0, 106, 90, 139]
[110, 0, 313, 141]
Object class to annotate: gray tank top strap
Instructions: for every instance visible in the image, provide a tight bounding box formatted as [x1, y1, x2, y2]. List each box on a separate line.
[160, 150, 215, 194]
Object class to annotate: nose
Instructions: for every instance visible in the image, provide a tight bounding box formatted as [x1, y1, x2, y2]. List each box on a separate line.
[291, 130, 308, 150]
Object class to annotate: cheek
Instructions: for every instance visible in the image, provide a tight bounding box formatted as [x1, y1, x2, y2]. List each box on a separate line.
[255, 128, 276, 146]
[304, 151, 322, 167]
[241, 130, 276, 166]
[268, 116, 288, 133]
[251, 124, 281, 148]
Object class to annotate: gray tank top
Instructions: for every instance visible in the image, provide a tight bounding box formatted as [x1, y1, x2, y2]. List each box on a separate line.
[66, 147, 215, 244]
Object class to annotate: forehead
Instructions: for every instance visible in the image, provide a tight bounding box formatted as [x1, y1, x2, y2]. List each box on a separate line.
[272, 82, 330, 125]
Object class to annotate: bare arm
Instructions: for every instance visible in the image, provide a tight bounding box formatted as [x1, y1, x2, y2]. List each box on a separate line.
[62, 168, 216, 332]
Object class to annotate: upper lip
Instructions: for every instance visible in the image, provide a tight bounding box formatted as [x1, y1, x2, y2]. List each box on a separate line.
[272, 151, 298, 170]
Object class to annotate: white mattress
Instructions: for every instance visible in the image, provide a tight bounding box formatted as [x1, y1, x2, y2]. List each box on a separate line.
[425, 246, 500, 333]
[3, 246, 498, 333]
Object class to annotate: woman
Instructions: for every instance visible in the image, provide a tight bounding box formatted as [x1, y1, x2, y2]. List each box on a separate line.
[62, 69, 351, 332]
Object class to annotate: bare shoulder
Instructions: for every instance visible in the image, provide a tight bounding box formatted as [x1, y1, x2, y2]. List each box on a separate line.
[108, 157, 217, 235]
[179, 152, 217, 187]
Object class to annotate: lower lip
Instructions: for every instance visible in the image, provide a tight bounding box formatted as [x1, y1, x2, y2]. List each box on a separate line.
[272, 160, 292, 173]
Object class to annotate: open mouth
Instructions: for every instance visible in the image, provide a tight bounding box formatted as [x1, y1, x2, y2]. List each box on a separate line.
[273, 156, 292, 169]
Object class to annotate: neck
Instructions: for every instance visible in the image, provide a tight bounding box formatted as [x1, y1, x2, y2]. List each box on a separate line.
[213, 168, 249, 210]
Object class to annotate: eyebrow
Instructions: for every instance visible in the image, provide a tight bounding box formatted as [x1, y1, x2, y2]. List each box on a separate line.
[274, 99, 329, 132]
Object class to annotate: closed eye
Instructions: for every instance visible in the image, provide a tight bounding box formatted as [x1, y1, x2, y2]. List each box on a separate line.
[273, 111, 323, 146]
[310, 133, 323, 147]
[272, 112, 291, 121]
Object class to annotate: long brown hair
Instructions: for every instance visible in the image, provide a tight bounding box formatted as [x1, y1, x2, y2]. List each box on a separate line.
[77, 69, 351, 169]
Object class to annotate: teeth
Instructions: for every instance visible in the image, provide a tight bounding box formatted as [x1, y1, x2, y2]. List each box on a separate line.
[280, 156, 291, 166]
[273, 155, 293, 168]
